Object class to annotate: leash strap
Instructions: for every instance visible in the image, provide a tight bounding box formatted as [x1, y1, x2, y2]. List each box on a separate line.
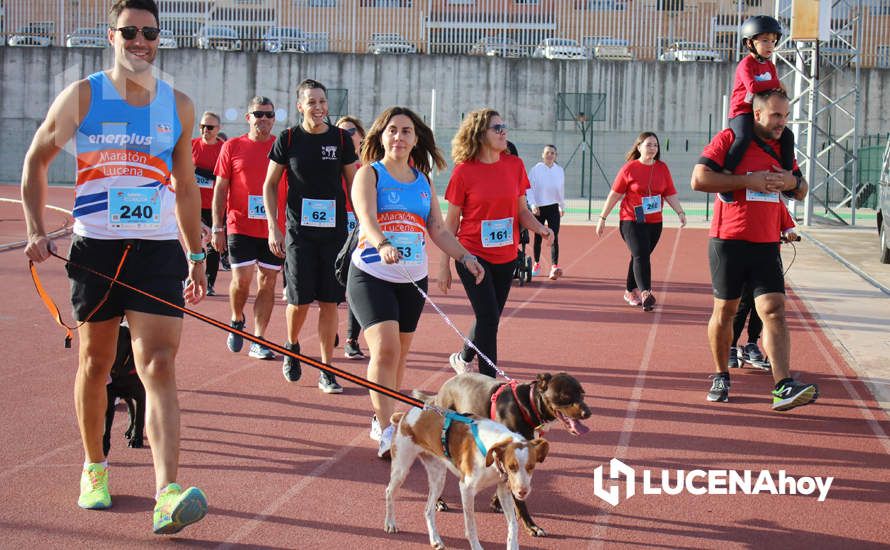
[39, 251, 426, 409]
[441, 411, 487, 458]
[394, 262, 511, 381]
[29, 243, 132, 348]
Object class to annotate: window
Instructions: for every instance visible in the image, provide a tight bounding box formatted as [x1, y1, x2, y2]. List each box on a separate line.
[577, 0, 627, 10]
[447, 0, 475, 4]
[360, 0, 412, 6]
[876, 45, 890, 68]
[307, 0, 337, 6]
[657, 0, 683, 11]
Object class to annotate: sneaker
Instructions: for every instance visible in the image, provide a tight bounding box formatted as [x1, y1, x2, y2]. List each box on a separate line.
[772, 379, 819, 411]
[78, 463, 111, 510]
[370, 415, 382, 442]
[226, 318, 245, 353]
[623, 289, 642, 307]
[641, 290, 656, 312]
[728, 346, 741, 369]
[741, 342, 771, 371]
[344, 339, 365, 360]
[706, 375, 730, 402]
[549, 265, 563, 280]
[531, 262, 542, 277]
[377, 424, 395, 459]
[206, 284, 216, 297]
[449, 352, 470, 374]
[318, 372, 343, 394]
[248, 342, 275, 360]
[152, 483, 208, 535]
[219, 253, 231, 271]
[282, 342, 301, 382]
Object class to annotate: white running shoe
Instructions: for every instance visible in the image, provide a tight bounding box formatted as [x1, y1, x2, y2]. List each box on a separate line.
[377, 424, 395, 459]
[370, 415, 382, 442]
[449, 352, 471, 374]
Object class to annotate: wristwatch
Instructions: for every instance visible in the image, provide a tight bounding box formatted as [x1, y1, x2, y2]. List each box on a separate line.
[211, 226, 225, 234]
[188, 250, 207, 263]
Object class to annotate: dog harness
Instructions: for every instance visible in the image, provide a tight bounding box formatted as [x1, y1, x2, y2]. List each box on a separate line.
[441, 412, 488, 459]
[490, 380, 544, 429]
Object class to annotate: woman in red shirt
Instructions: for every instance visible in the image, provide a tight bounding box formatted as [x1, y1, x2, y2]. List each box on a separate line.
[595, 132, 686, 311]
[439, 108, 553, 376]
[191, 111, 225, 295]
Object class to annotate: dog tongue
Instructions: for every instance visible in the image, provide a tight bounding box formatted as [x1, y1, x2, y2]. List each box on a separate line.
[567, 417, 590, 436]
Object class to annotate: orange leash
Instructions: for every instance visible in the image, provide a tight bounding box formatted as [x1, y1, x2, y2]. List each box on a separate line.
[33, 249, 425, 408]
[29, 244, 132, 348]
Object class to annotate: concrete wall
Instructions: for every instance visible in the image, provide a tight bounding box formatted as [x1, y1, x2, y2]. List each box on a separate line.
[3, 47, 890, 202]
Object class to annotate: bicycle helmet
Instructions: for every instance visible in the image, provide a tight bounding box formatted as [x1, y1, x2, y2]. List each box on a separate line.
[741, 15, 783, 60]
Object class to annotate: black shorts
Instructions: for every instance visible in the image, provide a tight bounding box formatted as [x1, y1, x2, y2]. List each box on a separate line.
[346, 265, 427, 333]
[67, 235, 188, 322]
[708, 238, 784, 300]
[285, 232, 345, 305]
[228, 233, 284, 270]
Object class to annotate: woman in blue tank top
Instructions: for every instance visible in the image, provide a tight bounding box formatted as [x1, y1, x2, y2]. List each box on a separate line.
[347, 106, 484, 459]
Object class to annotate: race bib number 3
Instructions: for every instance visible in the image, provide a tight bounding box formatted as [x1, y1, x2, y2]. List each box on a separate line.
[641, 195, 662, 214]
[108, 187, 161, 229]
[385, 231, 424, 265]
[746, 189, 780, 203]
[481, 217, 514, 248]
[301, 198, 336, 227]
[248, 195, 267, 219]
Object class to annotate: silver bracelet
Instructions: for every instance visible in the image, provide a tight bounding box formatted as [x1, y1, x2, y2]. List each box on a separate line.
[459, 253, 477, 265]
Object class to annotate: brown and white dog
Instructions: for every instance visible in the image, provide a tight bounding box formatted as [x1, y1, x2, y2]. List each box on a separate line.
[385, 407, 549, 550]
[414, 372, 591, 536]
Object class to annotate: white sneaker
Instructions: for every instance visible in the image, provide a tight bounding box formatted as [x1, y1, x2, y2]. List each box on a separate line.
[377, 424, 395, 459]
[449, 352, 470, 374]
[370, 415, 382, 442]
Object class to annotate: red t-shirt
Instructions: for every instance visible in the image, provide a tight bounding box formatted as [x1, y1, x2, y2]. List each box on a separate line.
[445, 154, 531, 264]
[214, 134, 286, 239]
[701, 129, 799, 243]
[729, 56, 780, 118]
[191, 137, 224, 209]
[611, 160, 677, 224]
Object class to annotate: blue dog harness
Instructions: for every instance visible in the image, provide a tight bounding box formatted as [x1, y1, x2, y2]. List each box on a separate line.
[441, 412, 488, 459]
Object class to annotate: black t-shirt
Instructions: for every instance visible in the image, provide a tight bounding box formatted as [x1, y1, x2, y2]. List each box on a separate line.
[269, 124, 358, 241]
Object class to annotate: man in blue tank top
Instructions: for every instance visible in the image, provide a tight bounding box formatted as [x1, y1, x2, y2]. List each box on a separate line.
[21, 0, 208, 535]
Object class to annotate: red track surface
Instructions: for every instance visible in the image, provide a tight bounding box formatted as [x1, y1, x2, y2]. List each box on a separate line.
[2, 186, 889, 549]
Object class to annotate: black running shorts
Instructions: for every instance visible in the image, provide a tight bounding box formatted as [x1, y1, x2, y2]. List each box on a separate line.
[284, 231, 346, 305]
[708, 238, 785, 301]
[346, 265, 427, 333]
[67, 235, 188, 321]
[227, 233, 284, 270]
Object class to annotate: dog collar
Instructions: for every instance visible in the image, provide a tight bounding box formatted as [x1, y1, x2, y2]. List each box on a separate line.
[441, 411, 487, 459]
[527, 381, 546, 429]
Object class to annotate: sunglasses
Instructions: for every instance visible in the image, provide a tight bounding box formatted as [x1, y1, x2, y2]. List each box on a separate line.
[342, 127, 357, 136]
[200, 124, 217, 130]
[250, 111, 276, 119]
[113, 26, 161, 41]
[488, 124, 508, 134]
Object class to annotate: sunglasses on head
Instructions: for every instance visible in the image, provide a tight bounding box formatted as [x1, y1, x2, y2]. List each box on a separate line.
[114, 26, 160, 41]
[488, 123, 508, 134]
[200, 124, 216, 130]
[250, 111, 275, 119]
[342, 127, 357, 136]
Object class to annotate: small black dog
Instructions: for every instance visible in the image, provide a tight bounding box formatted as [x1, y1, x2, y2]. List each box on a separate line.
[102, 323, 146, 457]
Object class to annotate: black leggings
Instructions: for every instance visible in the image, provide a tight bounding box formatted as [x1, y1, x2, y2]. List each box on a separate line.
[346, 302, 361, 340]
[533, 203, 561, 264]
[455, 256, 516, 377]
[732, 285, 762, 346]
[200, 208, 221, 287]
[725, 113, 795, 172]
[619, 221, 663, 292]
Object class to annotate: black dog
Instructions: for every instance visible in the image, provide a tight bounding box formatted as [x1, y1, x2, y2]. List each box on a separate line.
[102, 323, 146, 457]
[415, 372, 592, 537]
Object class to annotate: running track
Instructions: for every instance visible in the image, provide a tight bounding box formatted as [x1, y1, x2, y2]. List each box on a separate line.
[1, 186, 889, 549]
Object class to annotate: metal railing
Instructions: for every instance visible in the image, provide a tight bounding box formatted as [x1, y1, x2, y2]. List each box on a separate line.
[3, 0, 890, 66]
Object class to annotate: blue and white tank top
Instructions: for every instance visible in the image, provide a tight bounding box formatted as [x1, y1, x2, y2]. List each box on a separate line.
[351, 161, 431, 283]
[73, 71, 181, 239]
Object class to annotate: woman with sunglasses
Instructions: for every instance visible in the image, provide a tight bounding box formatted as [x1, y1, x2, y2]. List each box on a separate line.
[595, 131, 686, 311]
[192, 111, 224, 295]
[348, 106, 483, 457]
[335, 115, 367, 361]
[439, 108, 553, 376]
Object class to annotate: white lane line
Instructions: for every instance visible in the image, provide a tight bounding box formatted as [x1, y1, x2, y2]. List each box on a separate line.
[588, 228, 684, 550]
[785, 290, 890, 456]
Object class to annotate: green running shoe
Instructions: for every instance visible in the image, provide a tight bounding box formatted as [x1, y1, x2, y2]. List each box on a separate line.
[153, 483, 207, 535]
[772, 380, 819, 411]
[78, 463, 111, 510]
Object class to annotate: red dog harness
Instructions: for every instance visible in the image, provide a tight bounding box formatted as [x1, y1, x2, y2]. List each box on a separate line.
[490, 380, 544, 428]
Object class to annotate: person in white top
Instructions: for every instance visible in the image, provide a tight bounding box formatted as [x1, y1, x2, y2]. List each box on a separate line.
[526, 144, 565, 280]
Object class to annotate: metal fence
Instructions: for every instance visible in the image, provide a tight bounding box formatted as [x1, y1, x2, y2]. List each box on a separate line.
[3, 0, 890, 67]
